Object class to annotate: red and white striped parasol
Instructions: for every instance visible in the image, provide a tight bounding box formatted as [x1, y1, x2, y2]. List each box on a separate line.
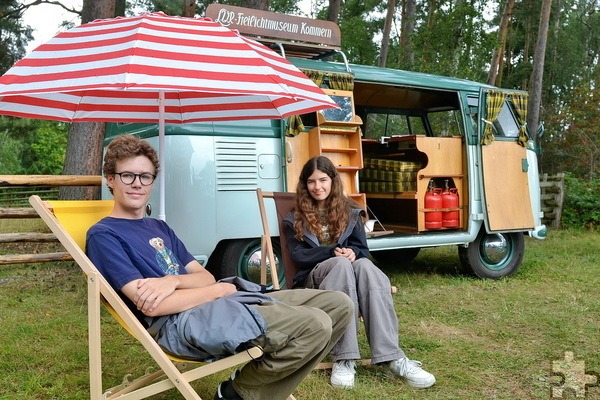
[0, 12, 337, 219]
[0, 12, 336, 122]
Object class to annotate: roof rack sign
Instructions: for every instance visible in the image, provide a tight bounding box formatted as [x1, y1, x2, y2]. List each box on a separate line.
[206, 4, 341, 58]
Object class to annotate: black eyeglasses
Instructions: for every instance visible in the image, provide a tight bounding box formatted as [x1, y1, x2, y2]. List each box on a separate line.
[114, 172, 156, 186]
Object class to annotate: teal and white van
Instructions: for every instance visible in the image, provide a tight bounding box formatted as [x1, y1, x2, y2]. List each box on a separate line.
[105, 6, 546, 284]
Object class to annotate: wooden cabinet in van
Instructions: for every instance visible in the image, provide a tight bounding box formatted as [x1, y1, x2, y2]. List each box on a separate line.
[361, 135, 465, 232]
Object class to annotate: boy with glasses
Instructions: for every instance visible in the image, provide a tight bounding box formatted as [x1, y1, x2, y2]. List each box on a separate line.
[86, 135, 353, 400]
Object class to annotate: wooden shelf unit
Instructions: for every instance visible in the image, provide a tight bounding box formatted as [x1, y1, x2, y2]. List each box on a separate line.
[413, 136, 464, 231]
[306, 95, 365, 208]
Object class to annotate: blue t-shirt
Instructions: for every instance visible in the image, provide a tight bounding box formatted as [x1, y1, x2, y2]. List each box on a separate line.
[86, 217, 272, 360]
[86, 217, 196, 294]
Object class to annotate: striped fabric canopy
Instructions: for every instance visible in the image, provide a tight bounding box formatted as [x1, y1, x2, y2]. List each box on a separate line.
[0, 12, 338, 221]
[0, 12, 337, 123]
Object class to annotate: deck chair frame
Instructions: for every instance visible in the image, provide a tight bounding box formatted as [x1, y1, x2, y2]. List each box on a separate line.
[256, 189, 297, 290]
[29, 195, 265, 400]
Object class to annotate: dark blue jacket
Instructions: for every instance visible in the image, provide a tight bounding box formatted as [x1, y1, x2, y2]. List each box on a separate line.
[283, 207, 370, 287]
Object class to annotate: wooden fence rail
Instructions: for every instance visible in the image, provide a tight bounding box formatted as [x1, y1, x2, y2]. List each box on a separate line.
[0, 175, 102, 265]
[0, 187, 59, 207]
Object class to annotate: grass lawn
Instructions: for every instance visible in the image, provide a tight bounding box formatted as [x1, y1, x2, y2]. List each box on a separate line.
[1, 225, 598, 399]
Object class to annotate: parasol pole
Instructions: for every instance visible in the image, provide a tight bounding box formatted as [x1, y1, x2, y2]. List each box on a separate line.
[158, 90, 166, 221]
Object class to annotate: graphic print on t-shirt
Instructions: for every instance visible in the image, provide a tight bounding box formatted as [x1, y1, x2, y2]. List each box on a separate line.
[148, 237, 181, 275]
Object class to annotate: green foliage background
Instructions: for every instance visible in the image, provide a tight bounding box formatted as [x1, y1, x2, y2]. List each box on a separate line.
[561, 174, 600, 230]
[0, 117, 68, 175]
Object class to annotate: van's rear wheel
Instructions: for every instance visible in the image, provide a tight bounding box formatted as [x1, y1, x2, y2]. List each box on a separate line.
[458, 230, 524, 279]
[210, 238, 286, 289]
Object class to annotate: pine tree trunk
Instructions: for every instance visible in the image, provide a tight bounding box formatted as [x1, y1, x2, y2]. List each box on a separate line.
[423, 0, 437, 63]
[487, 0, 515, 86]
[60, 122, 105, 200]
[327, 0, 342, 23]
[80, 0, 114, 24]
[527, 0, 552, 142]
[379, 0, 397, 67]
[60, 0, 115, 200]
[401, 0, 416, 66]
[182, 0, 195, 17]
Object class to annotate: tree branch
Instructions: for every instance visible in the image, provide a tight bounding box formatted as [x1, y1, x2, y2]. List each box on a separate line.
[4, 0, 81, 20]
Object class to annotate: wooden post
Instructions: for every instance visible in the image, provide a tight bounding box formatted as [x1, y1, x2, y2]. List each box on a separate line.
[539, 173, 565, 228]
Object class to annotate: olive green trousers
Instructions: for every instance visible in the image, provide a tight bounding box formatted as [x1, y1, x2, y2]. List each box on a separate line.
[233, 289, 353, 400]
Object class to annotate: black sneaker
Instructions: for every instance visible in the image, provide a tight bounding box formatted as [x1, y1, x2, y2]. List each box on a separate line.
[214, 377, 243, 400]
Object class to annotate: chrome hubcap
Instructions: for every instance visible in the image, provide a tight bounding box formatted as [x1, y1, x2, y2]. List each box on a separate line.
[481, 234, 509, 265]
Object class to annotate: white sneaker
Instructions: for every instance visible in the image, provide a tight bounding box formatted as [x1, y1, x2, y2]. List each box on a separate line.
[331, 360, 356, 389]
[388, 357, 436, 388]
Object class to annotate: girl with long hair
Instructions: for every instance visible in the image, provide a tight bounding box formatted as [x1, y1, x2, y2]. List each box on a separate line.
[284, 156, 435, 390]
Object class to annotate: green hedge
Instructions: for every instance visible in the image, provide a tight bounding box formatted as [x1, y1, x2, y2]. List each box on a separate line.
[561, 174, 600, 230]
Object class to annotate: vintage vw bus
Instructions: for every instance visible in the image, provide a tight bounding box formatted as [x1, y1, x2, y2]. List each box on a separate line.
[105, 6, 546, 282]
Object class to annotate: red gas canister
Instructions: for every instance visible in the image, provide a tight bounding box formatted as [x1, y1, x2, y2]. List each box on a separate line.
[442, 181, 459, 228]
[424, 186, 443, 230]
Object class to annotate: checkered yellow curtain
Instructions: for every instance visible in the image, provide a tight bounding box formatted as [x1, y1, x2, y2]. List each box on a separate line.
[299, 69, 353, 91]
[300, 69, 325, 87]
[329, 73, 354, 91]
[511, 93, 529, 146]
[481, 90, 507, 145]
[285, 114, 305, 137]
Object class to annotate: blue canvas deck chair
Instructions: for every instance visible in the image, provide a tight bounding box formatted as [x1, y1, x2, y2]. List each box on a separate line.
[29, 195, 272, 400]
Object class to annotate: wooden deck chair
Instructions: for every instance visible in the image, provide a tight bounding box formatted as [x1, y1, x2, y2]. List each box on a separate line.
[28, 195, 268, 400]
[256, 189, 297, 290]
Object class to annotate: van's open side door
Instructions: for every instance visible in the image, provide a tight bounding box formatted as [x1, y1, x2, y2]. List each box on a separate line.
[478, 89, 534, 231]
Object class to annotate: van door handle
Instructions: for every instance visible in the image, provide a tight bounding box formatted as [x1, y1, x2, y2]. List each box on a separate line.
[522, 158, 529, 172]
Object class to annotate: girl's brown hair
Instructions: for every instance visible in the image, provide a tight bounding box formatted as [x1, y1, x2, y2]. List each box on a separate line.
[293, 156, 361, 242]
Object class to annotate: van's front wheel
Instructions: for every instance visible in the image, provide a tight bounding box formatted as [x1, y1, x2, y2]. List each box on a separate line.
[209, 238, 286, 289]
[458, 230, 524, 279]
